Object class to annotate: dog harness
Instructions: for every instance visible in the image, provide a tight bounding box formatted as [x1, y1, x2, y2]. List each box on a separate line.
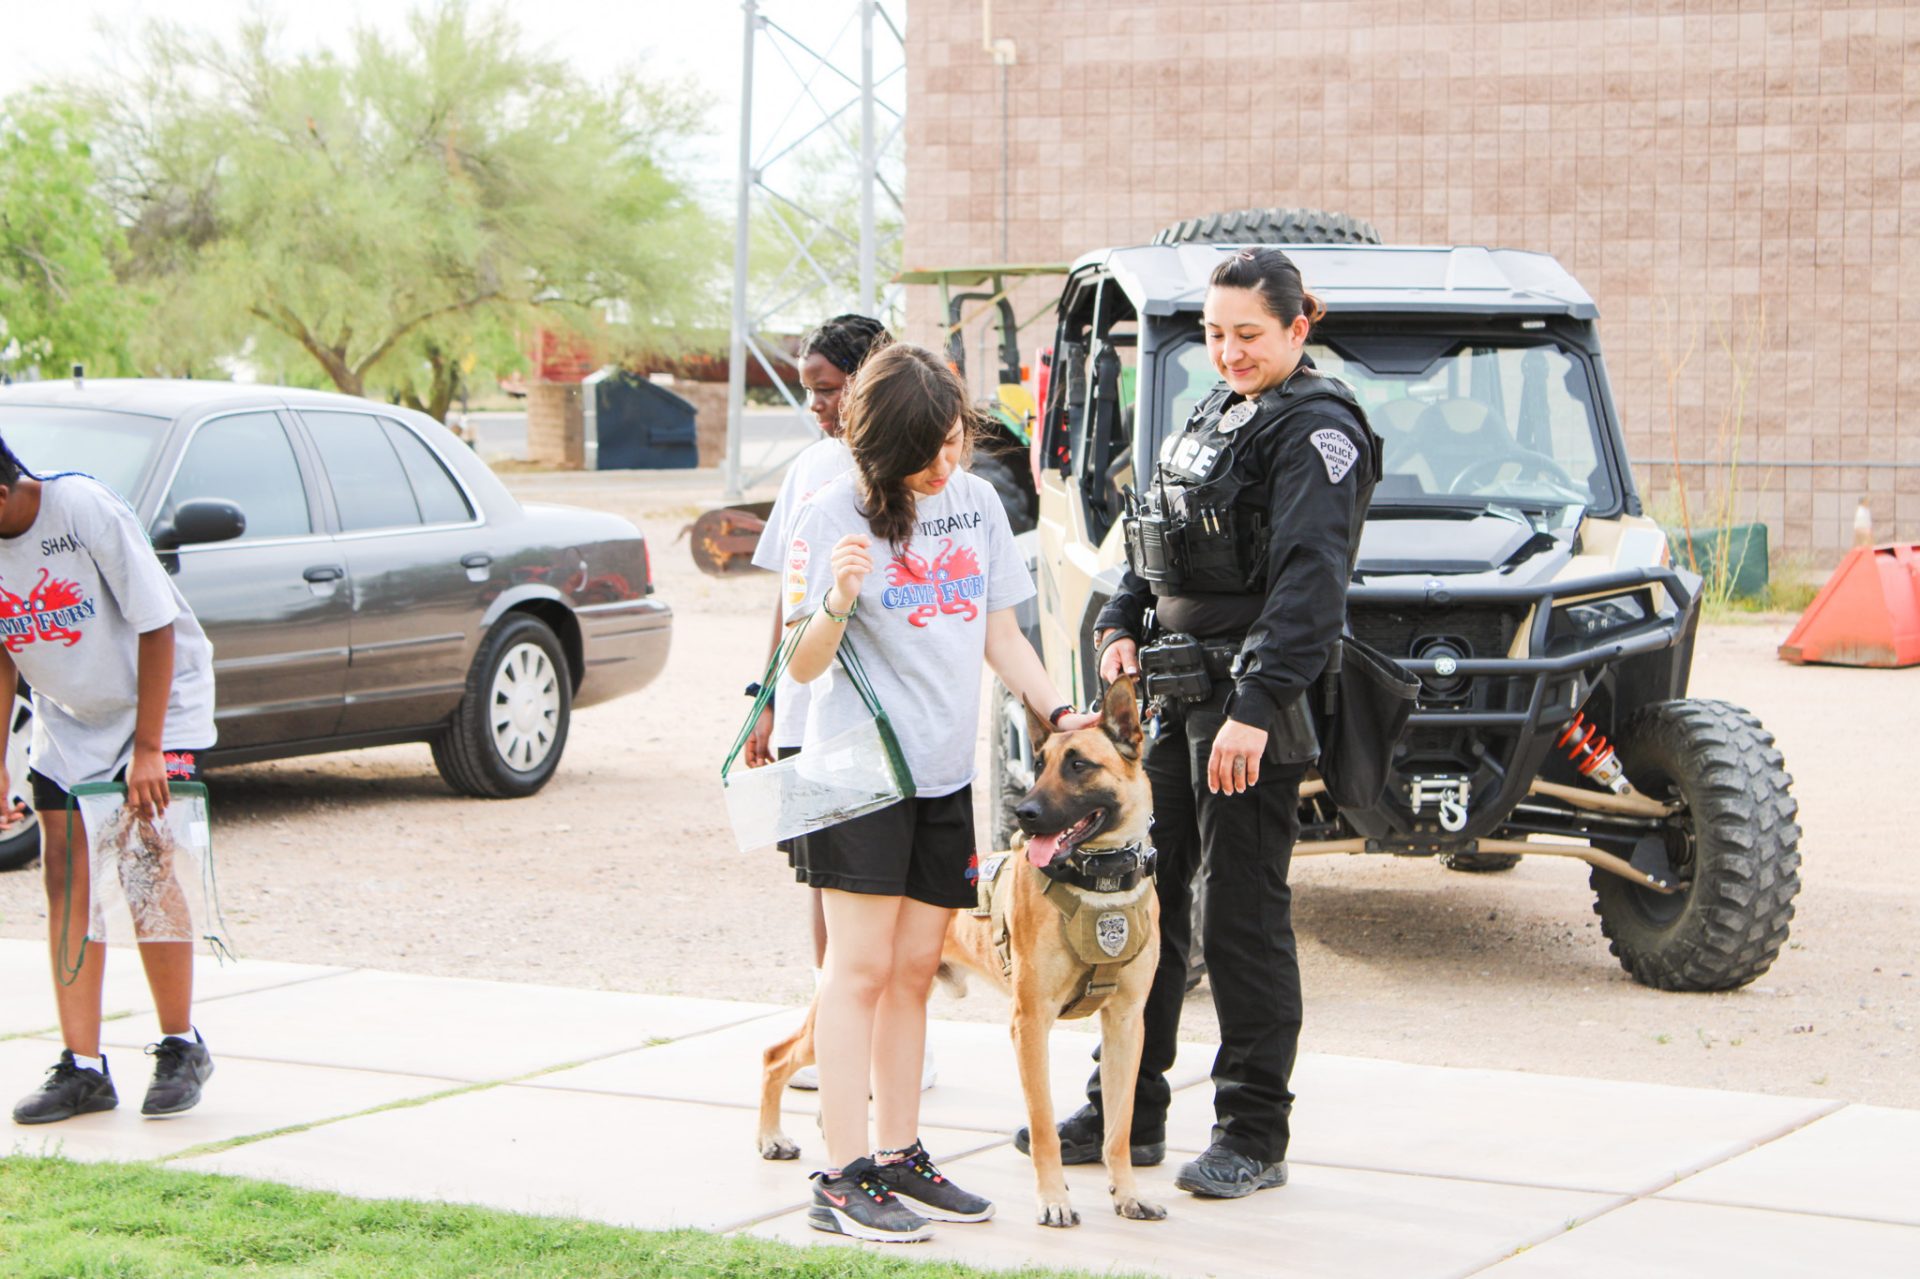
[971, 844, 1157, 1019]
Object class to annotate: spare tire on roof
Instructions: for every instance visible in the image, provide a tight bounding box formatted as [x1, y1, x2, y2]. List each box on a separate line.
[1150, 207, 1383, 247]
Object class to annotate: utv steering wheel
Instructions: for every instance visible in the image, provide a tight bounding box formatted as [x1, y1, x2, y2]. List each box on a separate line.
[1447, 451, 1579, 496]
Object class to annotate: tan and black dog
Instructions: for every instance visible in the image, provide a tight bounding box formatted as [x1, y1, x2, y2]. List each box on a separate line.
[757, 677, 1165, 1228]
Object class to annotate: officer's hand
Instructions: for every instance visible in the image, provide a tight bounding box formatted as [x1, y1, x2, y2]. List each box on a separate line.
[744, 704, 775, 768]
[1098, 635, 1140, 686]
[827, 534, 872, 616]
[1207, 718, 1268, 796]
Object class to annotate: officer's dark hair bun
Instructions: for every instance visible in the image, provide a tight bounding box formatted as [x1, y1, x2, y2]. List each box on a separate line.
[798, 313, 893, 375]
[1211, 248, 1322, 331]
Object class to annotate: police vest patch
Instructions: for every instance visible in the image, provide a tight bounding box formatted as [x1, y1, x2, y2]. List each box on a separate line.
[1220, 401, 1258, 433]
[1095, 911, 1129, 957]
[1310, 428, 1358, 484]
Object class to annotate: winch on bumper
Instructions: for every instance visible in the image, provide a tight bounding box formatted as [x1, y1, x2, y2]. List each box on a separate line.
[1295, 564, 1700, 894]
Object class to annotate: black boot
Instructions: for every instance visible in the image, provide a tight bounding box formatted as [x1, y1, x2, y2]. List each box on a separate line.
[1013, 1104, 1166, 1167]
[1173, 1142, 1288, 1198]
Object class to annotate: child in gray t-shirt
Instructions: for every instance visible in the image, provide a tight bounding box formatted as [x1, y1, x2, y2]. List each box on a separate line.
[0, 439, 219, 1127]
[776, 343, 1097, 1241]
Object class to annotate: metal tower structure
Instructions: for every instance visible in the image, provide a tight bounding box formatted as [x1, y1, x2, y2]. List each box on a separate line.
[723, 0, 905, 499]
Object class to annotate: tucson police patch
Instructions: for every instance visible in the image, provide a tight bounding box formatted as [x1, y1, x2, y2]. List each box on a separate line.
[1309, 428, 1358, 483]
[1095, 911, 1129, 958]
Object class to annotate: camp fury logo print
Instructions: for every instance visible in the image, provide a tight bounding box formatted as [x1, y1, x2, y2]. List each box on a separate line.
[0, 568, 98, 651]
[882, 538, 984, 627]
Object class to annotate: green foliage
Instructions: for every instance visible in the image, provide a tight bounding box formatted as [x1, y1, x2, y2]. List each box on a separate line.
[72, 0, 721, 415]
[0, 97, 142, 377]
[0, 1157, 1135, 1279]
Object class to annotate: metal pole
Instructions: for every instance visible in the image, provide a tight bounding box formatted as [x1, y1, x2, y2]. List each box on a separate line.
[725, 0, 758, 501]
[858, 0, 877, 315]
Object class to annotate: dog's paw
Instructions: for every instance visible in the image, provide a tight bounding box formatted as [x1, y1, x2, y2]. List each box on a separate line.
[758, 1133, 800, 1161]
[1036, 1199, 1081, 1229]
[1112, 1194, 1167, 1221]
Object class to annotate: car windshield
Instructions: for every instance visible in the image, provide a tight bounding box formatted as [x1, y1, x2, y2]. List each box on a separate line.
[1158, 336, 1614, 511]
[0, 407, 166, 501]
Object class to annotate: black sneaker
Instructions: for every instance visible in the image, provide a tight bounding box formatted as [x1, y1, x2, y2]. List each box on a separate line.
[872, 1139, 994, 1223]
[12, 1051, 118, 1125]
[807, 1157, 934, 1242]
[1013, 1104, 1166, 1167]
[1172, 1143, 1288, 1198]
[141, 1033, 214, 1117]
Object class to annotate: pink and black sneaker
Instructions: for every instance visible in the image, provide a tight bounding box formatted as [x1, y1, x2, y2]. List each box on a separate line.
[873, 1139, 995, 1223]
[808, 1157, 934, 1242]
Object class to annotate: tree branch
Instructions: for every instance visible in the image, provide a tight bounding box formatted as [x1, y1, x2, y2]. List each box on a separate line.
[348, 290, 498, 380]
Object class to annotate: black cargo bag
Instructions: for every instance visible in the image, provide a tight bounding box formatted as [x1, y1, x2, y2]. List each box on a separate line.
[1317, 636, 1419, 811]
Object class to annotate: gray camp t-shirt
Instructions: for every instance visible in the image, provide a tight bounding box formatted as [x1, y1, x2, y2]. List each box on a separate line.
[784, 469, 1034, 797]
[0, 474, 217, 789]
[751, 437, 852, 750]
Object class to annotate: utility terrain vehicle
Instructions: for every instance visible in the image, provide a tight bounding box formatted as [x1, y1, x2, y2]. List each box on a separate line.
[991, 209, 1800, 992]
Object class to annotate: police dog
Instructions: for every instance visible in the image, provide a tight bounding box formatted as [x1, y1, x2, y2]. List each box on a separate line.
[757, 678, 1164, 1228]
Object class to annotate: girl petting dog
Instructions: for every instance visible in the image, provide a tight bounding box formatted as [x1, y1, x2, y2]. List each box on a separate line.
[745, 315, 903, 1088]
[780, 343, 1096, 1242]
[0, 435, 219, 1126]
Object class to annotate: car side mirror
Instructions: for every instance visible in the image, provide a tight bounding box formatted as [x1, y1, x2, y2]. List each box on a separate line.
[153, 498, 247, 549]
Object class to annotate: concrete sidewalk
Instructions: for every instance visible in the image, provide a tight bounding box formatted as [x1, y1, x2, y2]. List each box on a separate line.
[2, 940, 1913, 1278]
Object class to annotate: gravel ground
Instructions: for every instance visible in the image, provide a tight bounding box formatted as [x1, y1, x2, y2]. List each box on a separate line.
[3, 469, 1914, 1109]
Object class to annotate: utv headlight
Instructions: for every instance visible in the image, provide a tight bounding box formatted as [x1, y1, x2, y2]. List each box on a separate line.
[1548, 592, 1651, 650]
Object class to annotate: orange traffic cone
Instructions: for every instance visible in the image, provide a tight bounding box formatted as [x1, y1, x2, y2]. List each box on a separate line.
[1778, 543, 1920, 668]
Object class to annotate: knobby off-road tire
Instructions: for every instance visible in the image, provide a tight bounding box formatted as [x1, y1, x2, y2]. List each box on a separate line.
[1439, 850, 1523, 873]
[432, 614, 573, 799]
[1151, 207, 1384, 248]
[988, 677, 1033, 851]
[1592, 699, 1800, 992]
[0, 691, 39, 872]
[970, 450, 1036, 536]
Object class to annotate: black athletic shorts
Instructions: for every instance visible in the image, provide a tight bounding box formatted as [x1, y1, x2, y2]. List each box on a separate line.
[30, 749, 204, 814]
[792, 786, 976, 910]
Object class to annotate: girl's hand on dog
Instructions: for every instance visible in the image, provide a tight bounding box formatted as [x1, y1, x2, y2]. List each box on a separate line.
[745, 704, 776, 768]
[1208, 718, 1268, 795]
[827, 534, 872, 617]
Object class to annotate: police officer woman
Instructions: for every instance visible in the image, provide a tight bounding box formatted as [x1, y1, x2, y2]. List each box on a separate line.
[1020, 247, 1381, 1198]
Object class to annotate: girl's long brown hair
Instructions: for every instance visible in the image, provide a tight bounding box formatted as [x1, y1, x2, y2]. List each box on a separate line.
[842, 343, 977, 550]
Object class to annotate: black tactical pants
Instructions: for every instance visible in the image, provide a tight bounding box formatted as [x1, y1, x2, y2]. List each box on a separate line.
[1085, 690, 1305, 1164]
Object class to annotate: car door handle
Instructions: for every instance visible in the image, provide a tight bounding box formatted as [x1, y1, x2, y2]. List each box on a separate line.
[460, 553, 493, 570]
[303, 565, 344, 583]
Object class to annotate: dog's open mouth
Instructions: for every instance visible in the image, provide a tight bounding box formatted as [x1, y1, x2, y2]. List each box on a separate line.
[1025, 808, 1107, 868]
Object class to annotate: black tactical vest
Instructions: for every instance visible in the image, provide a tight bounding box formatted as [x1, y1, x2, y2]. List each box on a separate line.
[1123, 369, 1379, 596]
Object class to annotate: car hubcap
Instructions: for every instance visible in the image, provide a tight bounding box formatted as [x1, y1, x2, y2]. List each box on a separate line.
[489, 644, 560, 772]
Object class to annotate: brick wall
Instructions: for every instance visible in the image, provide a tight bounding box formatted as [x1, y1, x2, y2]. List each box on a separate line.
[527, 381, 586, 470]
[905, 0, 1920, 563]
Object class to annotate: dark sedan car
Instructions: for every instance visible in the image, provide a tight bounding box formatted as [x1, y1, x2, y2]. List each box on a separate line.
[0, 379, 671, 869]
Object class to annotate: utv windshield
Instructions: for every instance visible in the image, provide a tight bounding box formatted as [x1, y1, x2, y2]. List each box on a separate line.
[1158, 336, 1615, 511]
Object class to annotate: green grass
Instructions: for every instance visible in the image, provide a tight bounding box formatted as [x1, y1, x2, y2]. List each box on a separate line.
[0, 1157, 1131, 1279]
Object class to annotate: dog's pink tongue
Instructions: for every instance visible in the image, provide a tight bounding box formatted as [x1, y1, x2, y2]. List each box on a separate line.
[1026, 832, 1063, 868]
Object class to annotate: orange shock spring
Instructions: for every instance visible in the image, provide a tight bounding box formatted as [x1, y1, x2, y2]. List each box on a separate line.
[1556, 712, 1628, 793]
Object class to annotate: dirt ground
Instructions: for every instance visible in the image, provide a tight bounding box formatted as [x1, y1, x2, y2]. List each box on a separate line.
[3, 469, 1914, 1110]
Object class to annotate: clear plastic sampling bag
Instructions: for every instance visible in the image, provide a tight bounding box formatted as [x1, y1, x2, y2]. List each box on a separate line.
[71, 782, 228, 954]
[721, 623, 915, 852]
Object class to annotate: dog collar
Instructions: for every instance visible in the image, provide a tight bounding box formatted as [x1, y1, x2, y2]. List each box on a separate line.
[1039, 842, 1156, 894]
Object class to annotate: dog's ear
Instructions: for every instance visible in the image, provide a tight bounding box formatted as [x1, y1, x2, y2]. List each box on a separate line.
[1026, 702, 1053, 749]
[1100, 676, 1143, 759]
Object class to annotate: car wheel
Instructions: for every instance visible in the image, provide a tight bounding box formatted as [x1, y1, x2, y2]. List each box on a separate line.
[1591, 700, 1801, 992]
[431, 614, 573, 799]
[0, 691, 39, 872]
